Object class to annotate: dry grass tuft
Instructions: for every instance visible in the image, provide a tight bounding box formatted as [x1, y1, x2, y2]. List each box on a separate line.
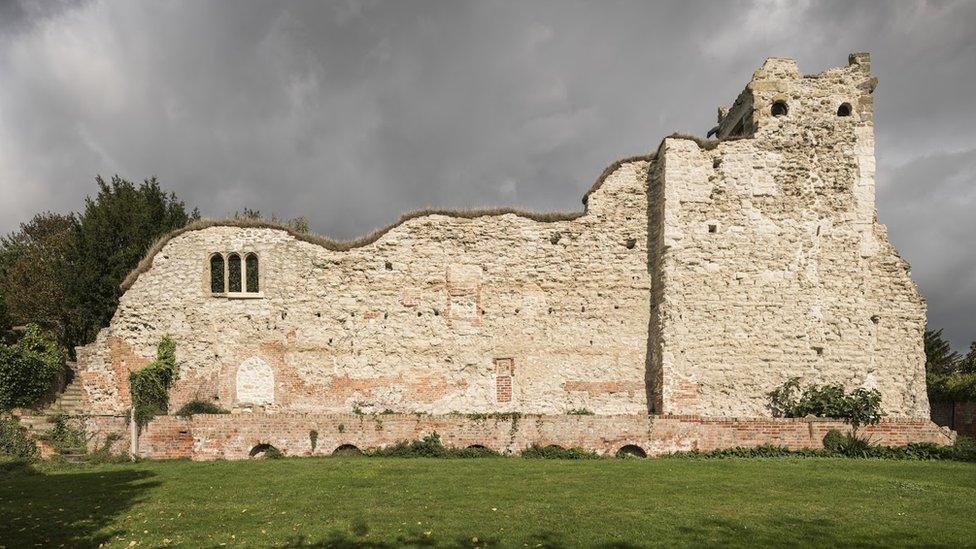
[120, 154, 657, 291]
[666, 132, 748, 151]
[582, 154, 656, 205]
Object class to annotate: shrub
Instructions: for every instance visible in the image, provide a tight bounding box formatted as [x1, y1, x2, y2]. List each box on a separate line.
[666, 444, 822, 459]
[566, 408, 594, 415]
[827, 432, 874, 458]
[520, 444, 600, 460]
[44, 413, 87, 453]
[0, 418, 39, 461]
[129, 336, 177, 428]
[0, 324, 65, 411]
[174, 400, 229, 417]
[444, 445, 500, 458]
[368, 433, 449, 458]
[928, 372, 976, 403]
[946, 436, 976, 461]
[366, 433, 501, 458]
[822, 429, 845, 452]
[769, 377, 884, 429]
[85, 433, 125, 464]
[664, 437, 975, 462]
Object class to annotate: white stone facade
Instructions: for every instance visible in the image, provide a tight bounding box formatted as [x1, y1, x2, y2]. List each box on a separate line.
[74, 53, 930, 420]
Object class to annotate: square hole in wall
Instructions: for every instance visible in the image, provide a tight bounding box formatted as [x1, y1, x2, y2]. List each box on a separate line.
[708, 224, 718, 234]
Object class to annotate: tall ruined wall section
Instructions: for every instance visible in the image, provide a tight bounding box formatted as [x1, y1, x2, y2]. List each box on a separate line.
[74, 160, 653, 416]
[73, 52, 931, 426]
[651, 54, 929, 418]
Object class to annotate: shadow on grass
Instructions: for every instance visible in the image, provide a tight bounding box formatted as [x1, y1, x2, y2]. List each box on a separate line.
[274, 517, 932, 548]
[674, 516, 927, 547]
[0, 461, 159, 547]
[277, 531, 645, 548]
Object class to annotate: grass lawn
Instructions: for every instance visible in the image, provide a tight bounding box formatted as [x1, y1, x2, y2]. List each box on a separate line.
[1, 457, 974, 548]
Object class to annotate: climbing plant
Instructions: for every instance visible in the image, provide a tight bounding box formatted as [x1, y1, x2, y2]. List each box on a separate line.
[129, 336, 177, 428]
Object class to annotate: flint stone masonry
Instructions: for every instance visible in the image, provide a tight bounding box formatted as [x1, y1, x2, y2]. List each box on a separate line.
[72, 53, 938, 454]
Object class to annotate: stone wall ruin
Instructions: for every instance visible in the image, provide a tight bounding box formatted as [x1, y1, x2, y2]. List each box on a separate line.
[71, 53, 932, 440]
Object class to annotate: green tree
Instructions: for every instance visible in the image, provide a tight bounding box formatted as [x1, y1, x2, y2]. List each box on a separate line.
[960, 342, 976, 375]
[0, 213, 81, 347]
[0, 292, 10, 339]
[925, 329, 976, 403]
[924, 329, 960, 374]
[0, 324, 66, 410]
[69, 176, 198, 344]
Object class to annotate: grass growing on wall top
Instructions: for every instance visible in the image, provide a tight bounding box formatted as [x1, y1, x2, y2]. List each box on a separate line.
[119, 154, 660, 291]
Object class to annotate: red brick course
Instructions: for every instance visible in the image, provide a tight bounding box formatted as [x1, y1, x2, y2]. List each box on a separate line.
[130, 414, 955, 461]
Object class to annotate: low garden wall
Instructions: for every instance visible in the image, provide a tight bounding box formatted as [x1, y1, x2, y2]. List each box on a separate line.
[132, 413, 955, 460]
[932, 401, 976, 437]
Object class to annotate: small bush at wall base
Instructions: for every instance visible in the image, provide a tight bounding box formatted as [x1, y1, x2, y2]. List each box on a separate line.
[0, 418, 39, 461]
[174, 400, 229, 417]
[86, 433, 126, 464]
[365, 433, 501, 458]
[665, 437, 975, 462]
[822, 429, 846, 452]
[520, 444, 600, 460]
[827, 432, 874, 458]
[666, 444, 822, 459]
[44, 413, 87, 453]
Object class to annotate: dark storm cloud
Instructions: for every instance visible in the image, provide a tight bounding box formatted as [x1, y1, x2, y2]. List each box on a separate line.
[0, 0, 974, 348]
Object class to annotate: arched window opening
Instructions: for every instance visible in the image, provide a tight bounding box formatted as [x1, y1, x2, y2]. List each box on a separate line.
[333, 444, 363, 456]
[616, 444, 647, 458]
[228, 253, 242, 293]
[245, 253, 259, 293]
[771, 100, 788, 117]
[837, 103, 852, 117]
[210, 254, 225, 294]
[249, 443, 281, 459]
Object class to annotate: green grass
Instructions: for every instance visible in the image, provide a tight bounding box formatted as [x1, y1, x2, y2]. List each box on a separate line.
[1, 457, 974, 548]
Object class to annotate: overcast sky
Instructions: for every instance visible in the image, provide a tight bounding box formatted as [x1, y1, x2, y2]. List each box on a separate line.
[0, 0, 973, 350]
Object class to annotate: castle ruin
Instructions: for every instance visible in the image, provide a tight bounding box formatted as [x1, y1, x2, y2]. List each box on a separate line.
[66, 53, 951, 459]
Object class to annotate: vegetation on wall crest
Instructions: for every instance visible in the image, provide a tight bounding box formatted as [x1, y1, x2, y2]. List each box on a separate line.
[174, 400, 229, 418]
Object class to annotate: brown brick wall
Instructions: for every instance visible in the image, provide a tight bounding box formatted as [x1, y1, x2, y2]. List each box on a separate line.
[126, 413, 954, 461]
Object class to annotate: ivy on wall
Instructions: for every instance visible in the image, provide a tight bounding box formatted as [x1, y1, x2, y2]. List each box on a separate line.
[129, 336, 177, 428]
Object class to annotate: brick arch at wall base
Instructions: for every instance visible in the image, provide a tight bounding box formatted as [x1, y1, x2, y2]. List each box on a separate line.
[131, 414, 953, 461]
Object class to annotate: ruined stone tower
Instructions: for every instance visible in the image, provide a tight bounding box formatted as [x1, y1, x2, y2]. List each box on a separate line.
[66, 53, 940, 459]
[648, 53, 928, 417]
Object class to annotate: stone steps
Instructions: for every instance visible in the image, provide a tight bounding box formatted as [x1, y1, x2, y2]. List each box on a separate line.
[17, 414, 55, 435]
[49, 380, 87, 415]
[14, 374, 93, 460]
